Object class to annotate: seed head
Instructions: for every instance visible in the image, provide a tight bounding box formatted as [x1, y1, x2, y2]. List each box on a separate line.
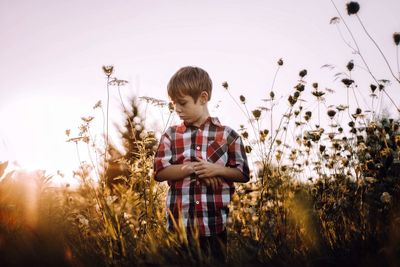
[239, 95, 246, 103]
[346, 2, 360, 15]
[299, 69, 307, 78]
[327, 109, 336, 118]
[341, 78, 354, 87]
[270, 91, 275, 99]
[102, 65, 114, 77]
[252, 109, 261, 120]
[295, 83, 305, 92]
[277, 58, 284, 66]
[346, 60, 354, 71]
[370, 84, 377, 93]
[394, 32, 400, 46]
[222, 81, 229, 90]
[312, 82, 318, 89]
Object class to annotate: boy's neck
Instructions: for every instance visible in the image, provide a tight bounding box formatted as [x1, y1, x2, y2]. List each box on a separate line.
[191, 109, 210, 128]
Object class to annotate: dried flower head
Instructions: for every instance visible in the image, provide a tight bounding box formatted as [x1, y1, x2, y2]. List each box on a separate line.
[380, 192, 392, 204]
[277, 58, 283, 66]
[394, 32, 400, 46]
[299, 69, 307, 78]
[109, 78, 129, 86]
[102, 65, 114, 77]
[346, 60, 354, 71]
[295, 83, 305, 92]
[252, 109, 261, 120]
[327, 109, 336, 118]
[370, 84, 377, 93]
[93, 100, 102, 109]
[222, 81, 229, 89]
[240, 95, 246, 103]
[346, 2, 360, 15]
[270, 91, 275, 99]
[330, 17, 340, 24]
[341, 78, 354, 87]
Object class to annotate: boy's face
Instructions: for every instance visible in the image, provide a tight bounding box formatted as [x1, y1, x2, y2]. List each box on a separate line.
[173, 92, 208, 127]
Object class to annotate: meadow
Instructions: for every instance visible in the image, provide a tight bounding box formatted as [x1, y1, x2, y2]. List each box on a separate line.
[1, 2, 400, 266]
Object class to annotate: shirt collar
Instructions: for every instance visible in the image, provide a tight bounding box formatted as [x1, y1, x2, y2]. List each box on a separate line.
[177, 116, 222, 132]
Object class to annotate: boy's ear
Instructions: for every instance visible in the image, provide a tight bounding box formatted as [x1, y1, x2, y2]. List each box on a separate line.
[200, 91, 209, 104]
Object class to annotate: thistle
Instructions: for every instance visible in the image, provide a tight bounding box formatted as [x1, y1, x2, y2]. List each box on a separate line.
[346, 1, 360, 15]
[299, 69, 308, 78]
[394, 32, 400, 46]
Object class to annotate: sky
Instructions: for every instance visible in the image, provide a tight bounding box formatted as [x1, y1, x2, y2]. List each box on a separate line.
[0, 0, 399, 185]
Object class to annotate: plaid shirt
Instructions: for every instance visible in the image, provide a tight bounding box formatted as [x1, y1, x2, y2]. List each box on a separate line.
[154, 117, 249, 236]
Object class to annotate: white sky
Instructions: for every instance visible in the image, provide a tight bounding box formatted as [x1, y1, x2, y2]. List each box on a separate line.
[0, 0, 399, 183]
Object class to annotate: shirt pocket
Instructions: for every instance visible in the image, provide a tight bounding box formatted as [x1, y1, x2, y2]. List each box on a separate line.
[207, 140, 228, 164]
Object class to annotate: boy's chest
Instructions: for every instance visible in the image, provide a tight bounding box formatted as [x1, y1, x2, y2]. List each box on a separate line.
[171, 128, 228, 165]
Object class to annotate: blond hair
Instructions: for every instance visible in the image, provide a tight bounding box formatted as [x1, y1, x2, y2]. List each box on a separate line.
[167, 66, 212, 103]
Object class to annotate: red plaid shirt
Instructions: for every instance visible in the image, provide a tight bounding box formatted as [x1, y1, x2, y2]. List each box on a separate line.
[154, 117, 249, 236]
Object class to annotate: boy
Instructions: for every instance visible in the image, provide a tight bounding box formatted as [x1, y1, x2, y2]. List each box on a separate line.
[153, 66, 249, 262]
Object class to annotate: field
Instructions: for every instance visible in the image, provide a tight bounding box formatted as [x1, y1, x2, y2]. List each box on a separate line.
[1, 2, 400, 267]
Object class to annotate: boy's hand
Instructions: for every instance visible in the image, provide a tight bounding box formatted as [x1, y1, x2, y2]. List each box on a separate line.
[193, 157, 222, 178]
[193, 157, 224, 191]
[201, 177, 223, 191]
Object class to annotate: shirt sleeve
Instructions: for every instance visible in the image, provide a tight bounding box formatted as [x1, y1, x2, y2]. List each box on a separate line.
[153, 132, 173, 177]
[227, 131, 250, 181]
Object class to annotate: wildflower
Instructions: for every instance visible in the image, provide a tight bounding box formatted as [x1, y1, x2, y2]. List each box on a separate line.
[252, 109, 261, 120]
[330, 17, 340, 24]
[277, 58, 283, 66]
[370, 84, 377, 93]
[311, 91, 325, 98]
[81, 116, 94, 123]
[109, 78, 129, 86]
[299, 69, 307, 78]
[239, 95, 246, 103]
[327, 109, 336, 118]
[222, 81, 229, 89]
[346, 60, 354, 71]
[93, 100, 102, 109]
[241, 131, 249, 139]
[380, 192, 392, 204]
[102, 65, 114, 77]
[336, 105, 348, 111]
[288, 95, 297, 106]
[245, 145, 252, 154]
[312, 82, 318, 89]
[346, 2, 360, 15]
[355, 108, 362, 115]
[319, 145, 326, 153]
[270, 91, 275, 99]
[295, 83, 305, 92]
[394, 32, 400, 46]
[341, 78, 354, 87]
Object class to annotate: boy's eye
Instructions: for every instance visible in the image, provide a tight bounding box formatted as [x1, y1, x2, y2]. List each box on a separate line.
[178, 102, 186, 106]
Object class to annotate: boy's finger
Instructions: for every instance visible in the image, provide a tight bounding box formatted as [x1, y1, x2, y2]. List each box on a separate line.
[195, 157, 204, 162]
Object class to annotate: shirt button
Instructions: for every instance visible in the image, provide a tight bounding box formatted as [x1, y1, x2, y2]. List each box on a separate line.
[195, 201, 200, 205]
[196, 146, 201, 150]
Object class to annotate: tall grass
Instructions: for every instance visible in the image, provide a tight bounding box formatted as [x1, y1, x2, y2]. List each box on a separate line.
[1, 1, 400, 266]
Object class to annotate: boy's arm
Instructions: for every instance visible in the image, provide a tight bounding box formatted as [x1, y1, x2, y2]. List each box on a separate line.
[195, 131, 250, 183]
[155, 162, 195, 182]
[193, 158, 249, 183]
